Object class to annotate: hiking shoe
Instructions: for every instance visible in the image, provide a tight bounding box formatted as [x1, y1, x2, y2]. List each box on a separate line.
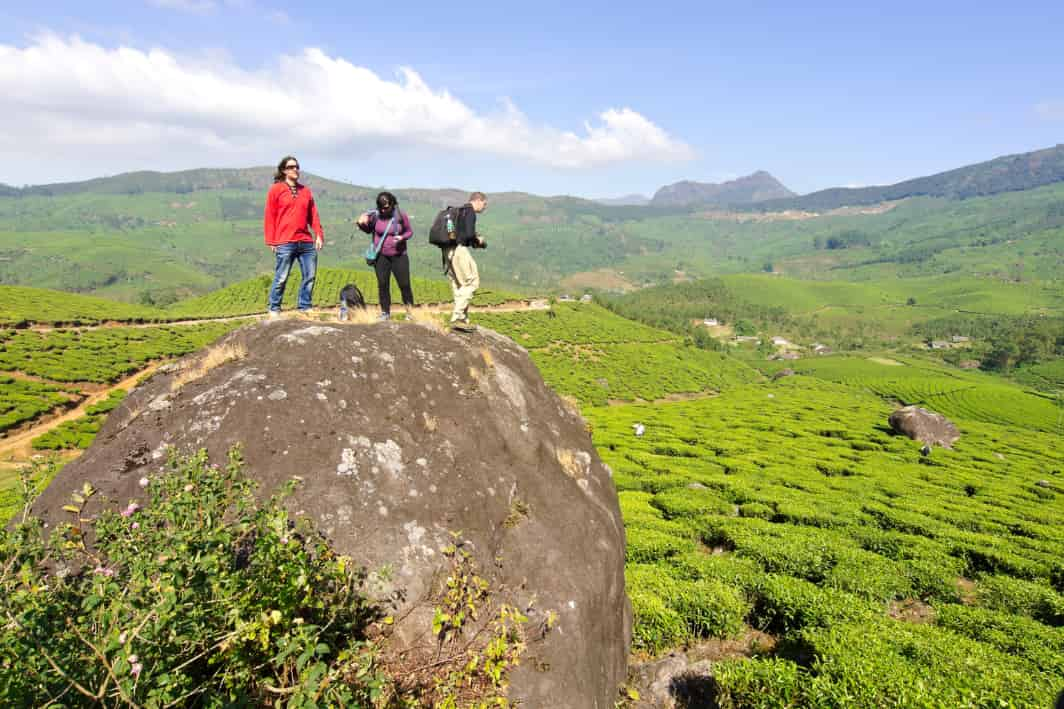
[296, 309, 314, 320]
[267, 310, 282, 320]
[450, 320, 476, 333]
[378, 312, 391, 321]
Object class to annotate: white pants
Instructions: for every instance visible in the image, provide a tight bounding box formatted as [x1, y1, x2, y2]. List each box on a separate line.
[447, 245, 479, 322]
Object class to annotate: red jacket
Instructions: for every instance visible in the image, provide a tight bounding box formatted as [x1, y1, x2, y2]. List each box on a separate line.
[263, 182, 324, 246]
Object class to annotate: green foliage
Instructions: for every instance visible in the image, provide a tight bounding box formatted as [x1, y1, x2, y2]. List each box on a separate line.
[592, 374, 1064, 704]
[712, 658, 803, 709]
[626, 565, 749, 652]
[0, 375, 70, 433]
[936, 604, 1064, 675]
[0, 448, 388, 706]
[31, 389, 127, 450]
[0, 285, 167, 325]
[976, 574, 1064, 626]
[477, 303, 670, 349]
[0, 322, 240, 382]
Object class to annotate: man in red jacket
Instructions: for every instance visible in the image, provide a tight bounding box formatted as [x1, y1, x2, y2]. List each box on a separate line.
[263, 155, 325, 316]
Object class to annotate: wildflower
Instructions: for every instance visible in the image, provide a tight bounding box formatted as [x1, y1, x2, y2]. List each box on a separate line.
[131, 522, 140, 530]
[184, 484, 194, 492]
[93, 566, 115, 577]
[121, 503, 141, 518]
[127, 654, 138, 664]
[138, 477, 149, 488]
[131, 662, 143, 677]
[118, 632, 127, 644]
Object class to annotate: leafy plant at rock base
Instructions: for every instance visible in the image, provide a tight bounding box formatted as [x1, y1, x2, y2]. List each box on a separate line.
[381, 535, 544, 708]
[0, 446, 388, 707]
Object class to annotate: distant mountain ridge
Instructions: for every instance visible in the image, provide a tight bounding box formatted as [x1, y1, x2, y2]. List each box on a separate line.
[0, 167, 536, 207]
[651, 171, 796, 207]
[748, 144, 1064, 212]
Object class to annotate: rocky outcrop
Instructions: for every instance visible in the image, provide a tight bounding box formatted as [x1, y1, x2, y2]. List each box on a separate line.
[32, 319, 631, 708]
[651, 171, 795, 207]
[888, 405, 960, 448]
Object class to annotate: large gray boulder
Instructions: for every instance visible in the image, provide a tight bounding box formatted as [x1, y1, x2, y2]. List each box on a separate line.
[888, 405, 960, 448]
[32, 319, 631, 708]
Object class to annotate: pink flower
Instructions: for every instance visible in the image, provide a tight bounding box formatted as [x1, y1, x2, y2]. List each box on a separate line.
[131, 662, 143, 677]
[93, 566, 115, 577]
[131, 522, 140, 530]
[118, 632, 127, 644]
[138, 477, 149, 488]
[121, 503, 140, 518]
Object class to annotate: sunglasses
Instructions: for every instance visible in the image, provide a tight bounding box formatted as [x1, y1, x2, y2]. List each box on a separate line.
[284, 164, 300, 170]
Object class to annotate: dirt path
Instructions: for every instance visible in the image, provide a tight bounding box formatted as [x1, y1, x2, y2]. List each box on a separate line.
[0, 363, 161, 462]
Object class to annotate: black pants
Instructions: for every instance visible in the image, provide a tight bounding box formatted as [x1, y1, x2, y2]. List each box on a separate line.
[374, 252, 414, 314]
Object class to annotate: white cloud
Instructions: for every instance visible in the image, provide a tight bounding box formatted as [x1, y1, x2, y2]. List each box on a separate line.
[1035, 101, 1064, 120]
[148, 0, 218, 13]
[0, 34, 692, 177]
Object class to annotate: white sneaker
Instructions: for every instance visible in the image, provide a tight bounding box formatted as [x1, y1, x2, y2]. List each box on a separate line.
[267, 310, 282, 320]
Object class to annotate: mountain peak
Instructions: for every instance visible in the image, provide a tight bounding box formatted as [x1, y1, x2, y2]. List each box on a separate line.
[650, 171, 795, 207]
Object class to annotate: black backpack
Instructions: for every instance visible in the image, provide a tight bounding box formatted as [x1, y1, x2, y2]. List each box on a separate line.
[428, 206, 460, 248]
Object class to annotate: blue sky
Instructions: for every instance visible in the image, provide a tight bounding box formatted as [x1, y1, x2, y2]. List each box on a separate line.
[1, 1, 1062, 197]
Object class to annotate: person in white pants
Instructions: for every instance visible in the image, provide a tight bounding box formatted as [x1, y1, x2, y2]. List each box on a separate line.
[447, 192, 488, 331]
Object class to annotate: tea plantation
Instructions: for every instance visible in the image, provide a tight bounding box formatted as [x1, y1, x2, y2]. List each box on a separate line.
[0, 322, 241, 383]
[478, 303, 760, 405]
[476, 303, 1063, 706]
[586, 379, 1063, 706]
[2, 290, 1062, 706]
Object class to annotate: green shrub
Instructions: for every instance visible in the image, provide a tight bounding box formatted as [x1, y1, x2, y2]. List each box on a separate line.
[935, 604, 1064, 675]
[669, 552, 764, 592]
[977, 574, 1064, 626]
[628, 588, 686, 654]
[625, 526, 697, 564]
[752, 574, 875, 633]
[626, 564, 750, 642]
[712, 658, 803, 709]
[737, 502, 774, 519]
[0, 448, 387, 705]
[800, 619, 1055, 707]
[824, 548, 913, 603]
[651, 487, 734, 519]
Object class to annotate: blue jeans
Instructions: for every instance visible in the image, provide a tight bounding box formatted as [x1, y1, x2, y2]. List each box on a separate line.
[268, 241, 317, 311]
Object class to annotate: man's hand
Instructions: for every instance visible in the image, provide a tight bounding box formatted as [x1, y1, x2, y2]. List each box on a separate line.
[270, 245, 277, 254]
[357, 213, 370, 227]
[315, 235, 324, 251]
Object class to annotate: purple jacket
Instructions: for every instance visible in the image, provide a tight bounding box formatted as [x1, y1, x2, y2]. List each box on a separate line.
[358, 209, 413, 257]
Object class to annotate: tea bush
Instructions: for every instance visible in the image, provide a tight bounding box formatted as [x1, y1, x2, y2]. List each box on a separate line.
[0, 376, 71, 433]
[0, 322, 240, 382]
[32, 389, 127, 450]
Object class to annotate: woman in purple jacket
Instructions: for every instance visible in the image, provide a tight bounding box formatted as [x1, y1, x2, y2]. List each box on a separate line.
[357, 191, 415, 320]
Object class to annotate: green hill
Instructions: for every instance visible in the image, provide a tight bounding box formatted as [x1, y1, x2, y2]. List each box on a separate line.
[750, 143, 1064, 211]
[1, 148, 1062, 298]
